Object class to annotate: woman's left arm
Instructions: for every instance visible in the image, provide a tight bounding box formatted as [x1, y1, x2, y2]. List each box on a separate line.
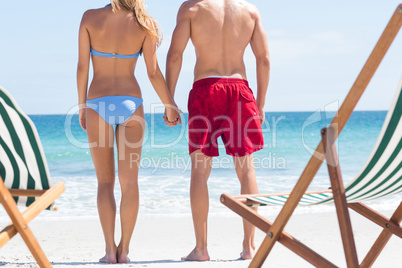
[77, 11, 91, 130]
[142, 34, 181, 124]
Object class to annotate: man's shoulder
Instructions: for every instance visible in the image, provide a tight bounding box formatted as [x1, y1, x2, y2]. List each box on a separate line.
[178, 0, 202, 16]
[240, 1, 260, 18]
[179, 1, 200, 11]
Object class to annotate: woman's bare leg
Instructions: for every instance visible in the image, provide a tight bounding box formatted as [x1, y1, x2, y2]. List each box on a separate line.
[86, 108, 117, 264]
[115, 107, 145, 263]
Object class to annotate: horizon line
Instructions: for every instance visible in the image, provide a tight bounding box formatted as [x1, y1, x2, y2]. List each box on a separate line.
[26, 110, 388, 116]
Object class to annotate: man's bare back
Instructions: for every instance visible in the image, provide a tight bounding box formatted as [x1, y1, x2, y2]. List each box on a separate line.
[186, 0, 259, 81]
[166, 0, 269, 117]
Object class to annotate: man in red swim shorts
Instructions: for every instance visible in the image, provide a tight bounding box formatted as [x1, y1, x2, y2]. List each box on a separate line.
[166, 0, 270, 261]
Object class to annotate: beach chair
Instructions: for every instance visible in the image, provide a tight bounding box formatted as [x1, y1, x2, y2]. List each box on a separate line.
[221, 5, 402, 268]
[0, 86, 65, 268]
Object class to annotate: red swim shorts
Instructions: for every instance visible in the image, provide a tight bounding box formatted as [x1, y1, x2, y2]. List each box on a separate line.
[188, 78, 264, 157]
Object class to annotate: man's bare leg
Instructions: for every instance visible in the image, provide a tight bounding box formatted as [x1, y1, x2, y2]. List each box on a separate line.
[182, 150, 212, 261]
[233, 154, 258, 260]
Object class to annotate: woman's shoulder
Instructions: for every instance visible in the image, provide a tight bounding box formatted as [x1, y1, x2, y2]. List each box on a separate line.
[81, 7, 106, 25]
[82, 7, 104, 17]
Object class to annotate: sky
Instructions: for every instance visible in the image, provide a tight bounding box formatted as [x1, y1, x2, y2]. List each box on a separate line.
[0, 0, 401, 114]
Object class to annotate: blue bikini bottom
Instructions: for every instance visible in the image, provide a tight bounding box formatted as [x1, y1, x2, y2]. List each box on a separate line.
[86, 95, 143, 125]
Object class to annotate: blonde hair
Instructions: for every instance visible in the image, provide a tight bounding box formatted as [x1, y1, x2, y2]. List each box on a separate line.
[110, 0, 162, 47]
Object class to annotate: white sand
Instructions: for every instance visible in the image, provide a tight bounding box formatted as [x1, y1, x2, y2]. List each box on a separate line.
[0, 210, 400, 267]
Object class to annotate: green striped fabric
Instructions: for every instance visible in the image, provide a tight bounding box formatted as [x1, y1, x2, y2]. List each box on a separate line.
[0, 86, 52, 207]
[249, 79, 402, 206]
[249, 192, 333, 206]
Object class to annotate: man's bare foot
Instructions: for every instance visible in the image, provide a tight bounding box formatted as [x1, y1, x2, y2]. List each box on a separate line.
[181, 247, 210, 261]
[99, 253, 117, 264]
[240, 247, 255, 260]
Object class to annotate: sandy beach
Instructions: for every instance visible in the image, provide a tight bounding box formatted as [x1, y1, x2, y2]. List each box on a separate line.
[0, 209, 400, 268]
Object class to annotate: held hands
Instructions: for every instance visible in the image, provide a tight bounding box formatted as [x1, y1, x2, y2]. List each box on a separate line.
[163, 106, 183, 127]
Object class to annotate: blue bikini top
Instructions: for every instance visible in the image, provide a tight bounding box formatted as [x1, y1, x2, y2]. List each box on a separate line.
[90, 48, 141, 59]
[90, 3, 141, 59]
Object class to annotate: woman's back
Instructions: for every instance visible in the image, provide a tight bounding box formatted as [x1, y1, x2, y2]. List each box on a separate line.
[84, 5, 146, 99]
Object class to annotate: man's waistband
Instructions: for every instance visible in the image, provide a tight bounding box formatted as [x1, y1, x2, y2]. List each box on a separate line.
[193, 77, 249, 88]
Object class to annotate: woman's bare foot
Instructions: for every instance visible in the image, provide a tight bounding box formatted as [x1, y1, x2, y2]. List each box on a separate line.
[117, 245, 130, 263]
[181, 247, 210, 261]
[117, 254, 130, 264]
[99, 245, 117, 264]
[99, 253, 117, 264]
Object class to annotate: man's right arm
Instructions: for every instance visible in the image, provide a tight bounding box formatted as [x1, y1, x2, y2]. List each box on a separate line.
[250, 6, 270, 124]
[166, 2, 192, 98]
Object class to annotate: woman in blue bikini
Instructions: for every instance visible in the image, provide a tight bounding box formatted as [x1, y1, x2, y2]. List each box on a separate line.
[77, 0, 180, 264]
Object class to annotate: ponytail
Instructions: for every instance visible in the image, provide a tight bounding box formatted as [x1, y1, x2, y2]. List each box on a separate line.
[110, 0, 163, 47]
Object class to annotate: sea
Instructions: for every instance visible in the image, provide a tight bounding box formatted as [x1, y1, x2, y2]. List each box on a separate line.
[3, 111, 401, 221]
